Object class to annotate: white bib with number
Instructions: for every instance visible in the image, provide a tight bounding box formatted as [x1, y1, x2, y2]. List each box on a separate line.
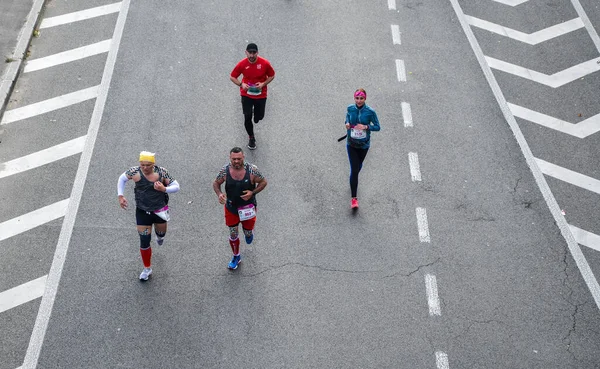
[350, 128, 366, 139]
[247, 85, 262, 96]
[238, 204, 256, 221]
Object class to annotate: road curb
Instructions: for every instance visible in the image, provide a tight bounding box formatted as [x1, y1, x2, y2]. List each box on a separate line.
[0, 0, 47, 123]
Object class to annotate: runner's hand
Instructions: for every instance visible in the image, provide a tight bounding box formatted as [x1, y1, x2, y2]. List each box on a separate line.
[241, 190, 253, 201]
[218, 193, 227, 204]
[240, 82, 247, 91]
[345, 123, 350, 129]
[154, 181, 166, 192]
[118, 196, 128, 210]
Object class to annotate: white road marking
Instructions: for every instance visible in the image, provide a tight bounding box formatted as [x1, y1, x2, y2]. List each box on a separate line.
[0, 200, 69, 242]
[396, 59, 406, 82]
[39, 2, 122, 29]
[23, 1, 131, 367]
[425, 274, 441, 316]
[0, 136, 86, 179]
[449, 0, 600, 310]
[509, 103, 600, 138]
[391, 25, 401, 45]
[1, 86, 99, 125]
[571, 0, 600, 52]
[536, 158, 600, 195]
[466, 16, 584, 45]
[0, 276, 47, 314]
[569, 225, 600, 252]
[486, 56, 600, 88]
[436, 351, 450, 369]
[416, 207, 430, 243]
[402, 102, 413, 127]
[24, 40, 112, 73]
[409, 152, 422, 181]
[388, 0, 396, 10]
[492, 0, 529, 5]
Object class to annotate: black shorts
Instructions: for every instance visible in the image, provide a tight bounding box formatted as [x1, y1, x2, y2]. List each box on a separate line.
[136, 207, 167, 226]
[241, 96, 267, 119]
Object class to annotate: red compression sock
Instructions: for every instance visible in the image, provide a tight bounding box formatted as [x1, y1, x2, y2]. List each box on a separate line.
[140, 247, 152, 268]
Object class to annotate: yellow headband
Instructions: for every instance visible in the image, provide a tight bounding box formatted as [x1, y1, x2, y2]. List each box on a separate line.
[139, 151, 155, 163]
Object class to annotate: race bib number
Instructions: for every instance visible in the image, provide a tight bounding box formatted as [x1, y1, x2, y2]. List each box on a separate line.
[350, 128, 366, 139]
[247, 84, 262, 96]
[153, 205, 170, 222]
[238, 204, 256, 221]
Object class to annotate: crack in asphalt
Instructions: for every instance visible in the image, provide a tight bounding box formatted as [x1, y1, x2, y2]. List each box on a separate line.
[382, 258, 441, 279]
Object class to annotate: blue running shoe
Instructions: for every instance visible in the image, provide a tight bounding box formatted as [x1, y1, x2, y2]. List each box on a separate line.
[245, 233, 254, 245]
[228, 255, 241, 270]
[156, 237, 164, 246]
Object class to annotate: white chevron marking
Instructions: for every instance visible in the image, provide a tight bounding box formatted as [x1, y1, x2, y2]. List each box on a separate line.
[509, 103, 600, 138]
[536, 158, 600, 195]
[570, 225, 600, 252]
[486, 56, 600, 87]
[491, 0, 529, 5]
[466, 16, 584, 44]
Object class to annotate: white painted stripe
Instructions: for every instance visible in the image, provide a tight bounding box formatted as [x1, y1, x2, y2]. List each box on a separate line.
[388, 0, 396, 10]
[1, 86, 99, 125]
[466, 16, 584, 45]
[24, 2, 131, 367]
[449, 0, 600, 311]
[486, 56, 600, 88]
[391, 25, 401, 45]
[0, 136, 86, 179]
[436, 351, 450, 369]
[25, 40, 111, 73]
[402, 102, 413, 127]
[571, 0, 600, 53]
[0, 276, 47, 314]
[509, 103, 600, 138]
[40, 2, 122, 29]
[425, 274, 441, 316]
[0, 199, 69, 242]
[395, 59, 406, 82]
[492, 0, 528, 5]
[569, 225, 600, 252]
[416, 207, 430, 243]
[409, 152, 422, 181]
[536, 158, 600, 195]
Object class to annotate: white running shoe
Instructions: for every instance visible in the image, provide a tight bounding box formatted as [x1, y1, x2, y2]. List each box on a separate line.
[156, 237, 164, 246]
[139, 267, 152, 281]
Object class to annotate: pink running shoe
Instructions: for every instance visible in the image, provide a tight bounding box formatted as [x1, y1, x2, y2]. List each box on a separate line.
[351, 198, 359, 209]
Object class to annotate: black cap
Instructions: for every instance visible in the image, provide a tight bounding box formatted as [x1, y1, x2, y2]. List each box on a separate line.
[246, 43, 258, 52]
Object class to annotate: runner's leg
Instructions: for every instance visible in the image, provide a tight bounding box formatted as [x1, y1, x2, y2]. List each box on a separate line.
[241, 96, 254, 137]
[253, 98, 266, 123]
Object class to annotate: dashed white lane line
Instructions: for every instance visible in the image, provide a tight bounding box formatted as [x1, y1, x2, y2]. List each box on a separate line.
[395, 59, 406, 82]
[39, 2, 122, 29]
[416, 207, 431, 243]
[569, 225, 600, 252]
[0, 136, 86, 179]
[436, 351, 450, 369]
[402, 102, 413, 127]
[24, 40, 111, 73]
[409, 152, 422, 182]
[391, 25, 401, 45]
[0, 276, 47, 314]
[425, 274, 441, 316]
[0, 199, 69, 242]
[388, 0, 396, 10]
[0, 86, 99, 125]
[536, 158, 600, 195]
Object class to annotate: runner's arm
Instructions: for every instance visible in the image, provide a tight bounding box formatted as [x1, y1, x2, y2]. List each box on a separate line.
[252, 176, 267, 195]
[117, 172, 129, 196]
[164, 180, 180, 194]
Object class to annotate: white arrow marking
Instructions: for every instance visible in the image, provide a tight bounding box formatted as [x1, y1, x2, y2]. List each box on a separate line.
[570, 225, 600, 252]
[40, 2, 122, 29]
[536, 158, 600, 195]
[25, 40, 112, 73]
[491, 0, 529, 5]
[466, 16, 584, 45]
[509, 103, 600, 138]
[0, 276, 47, 314]
[0, 199, 69, 242]
[486, 56, 600, 88]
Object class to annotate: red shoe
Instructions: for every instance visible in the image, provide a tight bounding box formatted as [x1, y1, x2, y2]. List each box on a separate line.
[351, 198, 359, 209]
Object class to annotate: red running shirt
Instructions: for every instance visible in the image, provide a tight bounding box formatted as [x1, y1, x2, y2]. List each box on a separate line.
[230, 56, 275, 99]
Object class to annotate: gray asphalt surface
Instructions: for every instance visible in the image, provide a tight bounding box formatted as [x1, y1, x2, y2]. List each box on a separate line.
[2, 0, 600, 368]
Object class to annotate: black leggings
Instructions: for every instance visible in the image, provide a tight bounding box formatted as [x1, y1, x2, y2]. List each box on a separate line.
[241, 96, 267, 137]
[347, 145, 369, 198]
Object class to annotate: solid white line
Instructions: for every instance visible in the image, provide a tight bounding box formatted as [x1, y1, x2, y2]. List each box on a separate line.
[0, 199, 69, 242]
[402, 102, 413, 127]
[391, 25, 401, 45]
[396, 59, 406, 82]
[449, 0, 600, 310]
[425, 274, 441, 316]
[23, 1, 131, 367]
[416, 207, 430, 243]
[24, 40, 111, 73]
[0, 276, 47, 314]
[1, 86, 99, 125]
[486, 56, 600, 88]
[465, 16, 584, 45]
[0, 136, 86, 179]
[536, 158, 600, 195]
[388, 0, 396, 10]
[436, 351, 450, 369]
[569, 225, 600, 252]
[571, 0, 600, 53]
[509, 103, 600, 138]
[409, 152, 422, 181]
[39, 2, 122, 29]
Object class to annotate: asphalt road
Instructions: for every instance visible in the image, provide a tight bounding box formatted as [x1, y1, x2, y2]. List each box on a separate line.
[2, 0, 600, 368]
